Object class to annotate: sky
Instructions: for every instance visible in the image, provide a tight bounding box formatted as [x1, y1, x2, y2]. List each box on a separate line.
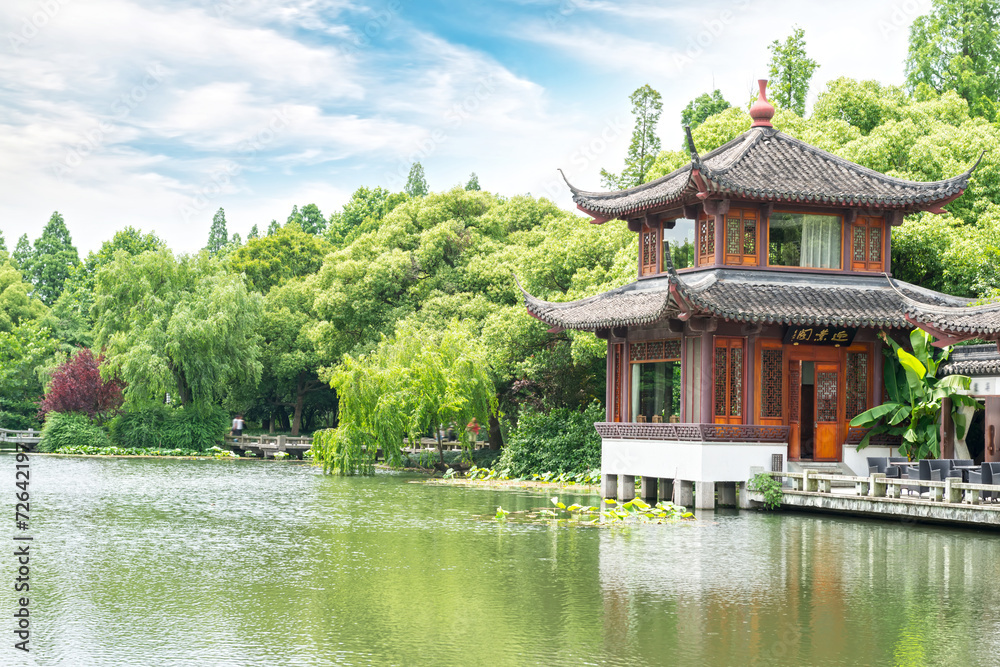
[0, 0, 934, 256]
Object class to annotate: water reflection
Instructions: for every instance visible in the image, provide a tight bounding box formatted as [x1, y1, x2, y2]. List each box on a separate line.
[597, 512, 1000, 665]
[6, 456, 1000, 666]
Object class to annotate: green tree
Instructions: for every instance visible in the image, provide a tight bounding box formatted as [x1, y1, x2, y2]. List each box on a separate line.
[25, 211, 80, 306]
[325, 186, 408, 247]
[93, 249, 264, 408]
[228, 221, 331, 294]
[405, 162, 429, 197]
[257, 276, 335, 435]
[267, 219, 281, 236]
[0, 230, 6, 253]
[299, 203, 326, 235]
[767, 26, 819, 115]
[600, 84, 663, 188]
[314, 321, 496, 474]
[0, 321, 58, 429]
[0, 262, 47, 333]
[465, 173, 481, 191]
[681, 89, 731, 130]
[12, 234, 31, 271]
[905, 0, 1000, 120]
[286, 205, 301, 226]
[205, 208, 229, 255]
[248, 224, 260, 240]
[812, 78, 907, 134]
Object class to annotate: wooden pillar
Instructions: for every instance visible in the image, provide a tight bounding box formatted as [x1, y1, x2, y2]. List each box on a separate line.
[986, 397, 1000, 463]
[700, 331, 713, 424]
[940, 397, 955, 459]
[605, 340, 613, 422]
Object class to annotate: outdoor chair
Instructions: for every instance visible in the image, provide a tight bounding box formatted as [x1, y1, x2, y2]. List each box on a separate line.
[867, 457, 901, 478]
[918, 460, 959, 496]
[973, 462, 1000, 502]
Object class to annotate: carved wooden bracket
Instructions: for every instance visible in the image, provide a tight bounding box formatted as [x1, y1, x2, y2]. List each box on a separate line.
[612, 326, 628, 339]
[702, 199, 730, 216]
[685, 317, 718, 334]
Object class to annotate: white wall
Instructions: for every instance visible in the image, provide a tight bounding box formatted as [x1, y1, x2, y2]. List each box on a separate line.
[602, 438, 787, 483]
[842, 444, 900, 476]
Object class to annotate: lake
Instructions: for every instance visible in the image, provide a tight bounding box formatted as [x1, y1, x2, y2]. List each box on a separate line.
[4, 455, 1000, 666]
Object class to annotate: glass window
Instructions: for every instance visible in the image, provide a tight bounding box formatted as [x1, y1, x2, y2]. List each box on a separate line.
[663, 218, 695, 269]
[768, 212, 842, 269]
[630, 361, 681, 423]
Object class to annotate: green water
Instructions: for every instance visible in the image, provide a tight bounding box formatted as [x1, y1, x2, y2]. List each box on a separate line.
[4, 456, 1000, 666]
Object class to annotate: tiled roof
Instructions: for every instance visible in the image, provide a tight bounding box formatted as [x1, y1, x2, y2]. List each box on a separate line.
[905, 299, 1000, 338]
[939, 344, 1000, 376]
[522, 269, 971, 331]
[568, 127, 976, 218]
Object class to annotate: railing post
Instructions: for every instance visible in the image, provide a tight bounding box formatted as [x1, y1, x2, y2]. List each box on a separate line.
[946, 478, 962, 504]
[872, 473, 886, 498]
[856, 476, 870, 496]
[804, 469, 818, 493]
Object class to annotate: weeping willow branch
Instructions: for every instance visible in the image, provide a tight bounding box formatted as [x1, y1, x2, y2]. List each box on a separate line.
[314, 320, 497, 475]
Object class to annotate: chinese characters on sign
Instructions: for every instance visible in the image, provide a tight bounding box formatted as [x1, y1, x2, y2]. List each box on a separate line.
[782, 326, 857, 346]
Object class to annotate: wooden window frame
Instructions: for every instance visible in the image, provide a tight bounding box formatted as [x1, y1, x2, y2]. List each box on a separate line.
[851, 216, 885, 272]
[697, 214, 714, 267]
[713, 336, 746, 425]
[765, 209, 845, 272]
[724, 207, 759, 266]
[628, 339, 683, 423]
[845, 343, 873, 422]
[640, 222, 660, 276]
[756, 339, 784, 426]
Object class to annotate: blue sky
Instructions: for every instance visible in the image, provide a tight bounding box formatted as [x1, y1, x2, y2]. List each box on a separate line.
[0, 0, 932, 255]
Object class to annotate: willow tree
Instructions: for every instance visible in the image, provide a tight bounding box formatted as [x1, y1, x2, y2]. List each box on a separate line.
[314, 322, 496, 475]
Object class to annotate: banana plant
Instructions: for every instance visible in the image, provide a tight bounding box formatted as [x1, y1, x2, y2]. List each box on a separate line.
[850, 330, 980, 460]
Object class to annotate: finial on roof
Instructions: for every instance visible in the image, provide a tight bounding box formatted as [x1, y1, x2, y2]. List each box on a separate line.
[749, 79, 775, 128]
[684, 125, 700, 161]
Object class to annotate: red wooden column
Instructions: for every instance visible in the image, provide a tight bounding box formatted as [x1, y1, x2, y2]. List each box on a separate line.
[940, 397, 955, 459]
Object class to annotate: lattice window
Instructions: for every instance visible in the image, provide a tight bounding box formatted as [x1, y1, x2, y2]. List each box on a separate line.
[852, 216, 884, 272]
[698, 216, 715, 266]
[724, 208, 758, 266]
[714, 348, 727, 417]
[869, 225, 881, 263]
[817, 371, 838, 422]
[730, 347, 743, 417]
[630, 338, 682, 362]
[761, 348, 783, 419]
[789, 361, 801, 424]
[853, 225, 866, 263]
[640, 225, 659, 276]
[713, 337, 745, 424]
[846, 351, 869, 420]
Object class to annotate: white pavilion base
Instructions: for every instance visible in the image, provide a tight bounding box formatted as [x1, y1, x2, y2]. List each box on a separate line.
[601, 438, 788, 509]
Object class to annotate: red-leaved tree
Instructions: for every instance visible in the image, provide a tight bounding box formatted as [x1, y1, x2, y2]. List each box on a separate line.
[39, 349, 124, 423]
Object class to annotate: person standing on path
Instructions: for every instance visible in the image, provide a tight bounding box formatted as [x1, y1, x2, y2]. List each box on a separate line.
[231, 414, 245, 437]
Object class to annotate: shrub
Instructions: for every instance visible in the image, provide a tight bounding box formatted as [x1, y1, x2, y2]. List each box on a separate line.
[497, 402, 603, 477]
[39, 348, 123, 422]
[38, 412, 111, 452]
[109, 404, 228, 451]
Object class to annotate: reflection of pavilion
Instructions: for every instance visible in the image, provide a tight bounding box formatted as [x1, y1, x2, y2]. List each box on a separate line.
[522, 80, 995, 508]
[595, 516, 1000, 662]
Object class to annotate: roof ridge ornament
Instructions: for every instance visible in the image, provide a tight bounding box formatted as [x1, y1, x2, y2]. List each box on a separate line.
[749, 79, 775, 128]
[684, 125, 701, 164]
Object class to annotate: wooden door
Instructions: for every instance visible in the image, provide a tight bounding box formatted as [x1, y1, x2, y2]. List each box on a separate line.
[814, 362, 840, 461]
[788, 359, 801, 460]
[713, 337, 745, 424]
